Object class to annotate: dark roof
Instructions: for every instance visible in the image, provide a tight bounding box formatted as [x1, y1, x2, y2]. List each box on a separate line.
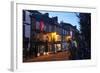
[27, 10, 41, 14]
[60, 22, 77, 30]
[60, 22, 73, 27]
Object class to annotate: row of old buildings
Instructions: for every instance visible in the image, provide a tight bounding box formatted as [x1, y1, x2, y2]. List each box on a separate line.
[23, 10, 79, 57]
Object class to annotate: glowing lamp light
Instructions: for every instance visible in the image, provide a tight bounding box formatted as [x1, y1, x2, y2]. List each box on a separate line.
[51, 32, 58, 42]
[43, 52, 46, 55]
[66, 36, 71, 41]
[47, 52, 49, 55]
[37, 53, 40, 57]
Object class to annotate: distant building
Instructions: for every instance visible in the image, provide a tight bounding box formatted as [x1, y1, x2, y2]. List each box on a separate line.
[60, 22, 78, 39]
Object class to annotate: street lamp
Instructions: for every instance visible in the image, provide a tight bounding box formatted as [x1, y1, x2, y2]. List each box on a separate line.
[51, 32, 58, 53]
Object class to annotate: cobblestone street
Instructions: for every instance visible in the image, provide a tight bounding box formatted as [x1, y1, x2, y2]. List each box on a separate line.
[23, 51, 71, 62]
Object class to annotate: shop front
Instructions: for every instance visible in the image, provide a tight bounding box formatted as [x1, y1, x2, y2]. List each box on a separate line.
[32, 32, 62, 56]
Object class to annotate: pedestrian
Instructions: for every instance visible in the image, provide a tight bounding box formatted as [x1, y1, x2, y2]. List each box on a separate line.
[68, 38, 78, 60]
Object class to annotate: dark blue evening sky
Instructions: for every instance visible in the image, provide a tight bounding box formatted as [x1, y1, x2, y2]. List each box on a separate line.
[40, 11, 80, 30]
